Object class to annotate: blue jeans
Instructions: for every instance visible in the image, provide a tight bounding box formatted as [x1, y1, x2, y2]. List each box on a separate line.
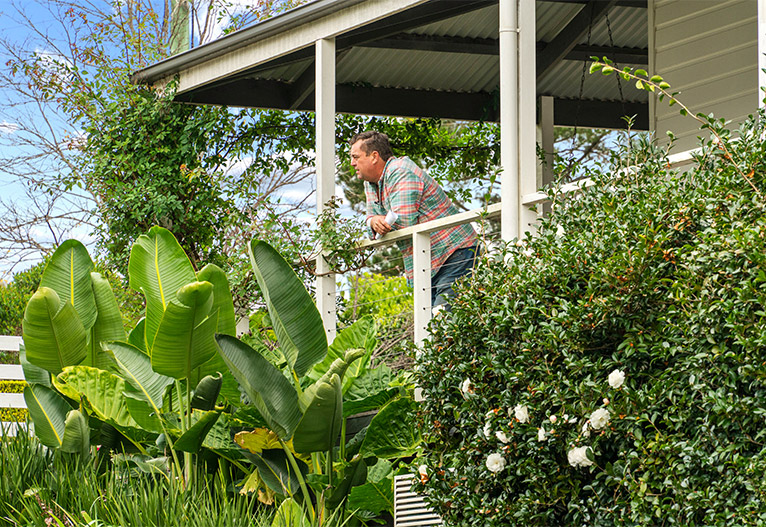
[432, 246, 478, 308]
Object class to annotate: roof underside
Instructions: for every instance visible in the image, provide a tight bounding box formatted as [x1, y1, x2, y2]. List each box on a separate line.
[133, 0, 650, 130]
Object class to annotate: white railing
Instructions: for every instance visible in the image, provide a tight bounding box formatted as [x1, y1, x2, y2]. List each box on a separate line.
[0, 335, 26, 436]
[352, 147, 700, 345]
[357, 202, 502, 345]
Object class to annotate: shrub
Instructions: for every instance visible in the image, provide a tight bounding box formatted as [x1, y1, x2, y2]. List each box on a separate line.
[415, 114, 766, 525]
[0, 260, 45, 337]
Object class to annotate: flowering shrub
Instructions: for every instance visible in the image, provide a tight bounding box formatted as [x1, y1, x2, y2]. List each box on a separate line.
[415, 114, 766, 525]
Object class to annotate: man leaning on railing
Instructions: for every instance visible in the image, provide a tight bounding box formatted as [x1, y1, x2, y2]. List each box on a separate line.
[349, 130, 478, 309]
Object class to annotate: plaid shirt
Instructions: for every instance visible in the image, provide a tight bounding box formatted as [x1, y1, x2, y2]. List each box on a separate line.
[365, 156, 476, 285]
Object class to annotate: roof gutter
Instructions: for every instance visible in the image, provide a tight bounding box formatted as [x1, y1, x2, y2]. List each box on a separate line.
[130, 0, 368, 85]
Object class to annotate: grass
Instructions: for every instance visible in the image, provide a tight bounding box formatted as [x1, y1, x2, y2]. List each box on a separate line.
[0, 428, 275, 527]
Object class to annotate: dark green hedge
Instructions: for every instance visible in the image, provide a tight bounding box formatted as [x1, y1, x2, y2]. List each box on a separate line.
[416, 115, 766, 526]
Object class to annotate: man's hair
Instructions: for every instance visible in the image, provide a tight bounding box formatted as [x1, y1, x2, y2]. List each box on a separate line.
[350, 131, 394, 161]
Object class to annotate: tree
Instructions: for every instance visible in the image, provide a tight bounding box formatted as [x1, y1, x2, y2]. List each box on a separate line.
[0, 0, 311, 280]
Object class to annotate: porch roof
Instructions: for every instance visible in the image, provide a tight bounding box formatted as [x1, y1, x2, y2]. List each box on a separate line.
[131, 0, 649, 129]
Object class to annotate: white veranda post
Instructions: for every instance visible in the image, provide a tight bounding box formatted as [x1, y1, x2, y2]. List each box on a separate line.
[316, 38, 336, 341]
[759, 0, 766, 108]
[500, 0, 537, 242]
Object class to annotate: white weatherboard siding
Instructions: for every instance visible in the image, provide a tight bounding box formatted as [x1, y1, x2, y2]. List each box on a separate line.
[653, 0, 758, 151]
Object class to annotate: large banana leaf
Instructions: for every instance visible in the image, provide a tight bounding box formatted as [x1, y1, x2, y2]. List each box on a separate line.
[107, 341, 173, 432]
[293, 374, 342, 454]
[172, 409, 221, 453]
[23, 384, 72, 448]
[215, 334, 302, 439]
[197, 264, 236, 336]
[19, 344, 50, 387]
[308, 316, 377, 393]
[88, 272, 127, 370]
[245, 449, 308, 498]
[127, 318, 147, 353]
[151, 281, 217, 379]
[61, 409, 90, 457]
[39, 239, 97, 333]
[361, 397, 422, 459]
[300, 349, 365, 412]
[272, 498, 310, 527]
[54, 366, 142, 433]
[23, 287, 87, 374]
[249, 240, 327, 377]
[191, 373, 222, 411]
[190, 351, 241, 405]
[128, 226, 196, 350]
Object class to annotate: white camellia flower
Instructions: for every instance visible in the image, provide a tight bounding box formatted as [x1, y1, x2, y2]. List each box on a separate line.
[581, 421, 591, 438]
[549, 415, 557, 424]
[418, 465, 428, 477]
[496, 430, 510, 444]
[514, 404, 529, 424]
[486, 453, 506, 473]
[608, 369, 626, 389]
[589, 408, 610, 430]
[556, 225, 566, 238]
[537, 427, 546, 442]
[567, 446, 594, 467]
[461, 378, 473, 394]
[483, 421, 493, 439]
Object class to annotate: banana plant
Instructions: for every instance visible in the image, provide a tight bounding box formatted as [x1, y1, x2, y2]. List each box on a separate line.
[216, 240, 419, 524]
[20, 227, 239, 480]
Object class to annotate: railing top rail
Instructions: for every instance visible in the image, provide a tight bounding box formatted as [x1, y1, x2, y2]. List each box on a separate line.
[0, 336, 22, 352]
[358, 202, 502, 251]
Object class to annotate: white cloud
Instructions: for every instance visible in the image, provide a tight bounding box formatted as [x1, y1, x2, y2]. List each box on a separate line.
[0, 121, 19, 134]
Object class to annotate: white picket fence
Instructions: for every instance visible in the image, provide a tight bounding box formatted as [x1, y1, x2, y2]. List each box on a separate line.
[0, 335, 26, 436]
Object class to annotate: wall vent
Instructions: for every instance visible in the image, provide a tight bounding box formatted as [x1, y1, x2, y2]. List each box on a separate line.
[394, 474, 442, 527]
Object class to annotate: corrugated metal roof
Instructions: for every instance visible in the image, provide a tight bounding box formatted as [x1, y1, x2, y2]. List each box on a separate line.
[136, 0, 651, 127]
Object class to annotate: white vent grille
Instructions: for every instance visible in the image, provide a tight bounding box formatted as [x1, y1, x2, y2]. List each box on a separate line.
[394, 474, 442, 527]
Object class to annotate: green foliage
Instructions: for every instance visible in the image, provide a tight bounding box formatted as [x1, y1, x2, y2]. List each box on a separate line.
[0, 260, 45, 337]
[0, 428, 274, 527]
[416, 112, 766, 526]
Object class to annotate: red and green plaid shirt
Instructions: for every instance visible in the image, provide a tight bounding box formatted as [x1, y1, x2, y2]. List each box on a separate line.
[365, 156, 476, 285]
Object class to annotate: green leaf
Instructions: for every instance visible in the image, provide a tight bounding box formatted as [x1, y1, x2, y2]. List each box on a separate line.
[348, 460, 394, 515]
[327, 454, 368, 509]
[659, 81, 671, 89]
[601, 65, 614, 75]
[172, 410, 221, 453]
[636, 69, 648, 77]
[343, 365, 399, 418]
[649, 75, 663, 83]
[151, 281, 218, 379]
[308, 316, 377, 393]
[589, 63, 602, 74]
[272, 497, 310, 527]
[128, 318, 147, 353]
[23, 287, 88, 375]
[107, 341, 173, 432]
[54, 365, 141, 432]
[249, 240, 327, 377]
[40, 239, 97, 333]
[361, 397, 422, 459]
[23, 384, 72, 448]
[88, 272, 127, 370]
[19, 343, 51, 387]
[293, 374, 342, 454]
[128, 226, 196, 350]
[197, 264, 237, 337]
[191, 373, 222, 411]
[61, 409, 90, 457]
[215, 334, 302, 439]
[248, 449, 308, 498]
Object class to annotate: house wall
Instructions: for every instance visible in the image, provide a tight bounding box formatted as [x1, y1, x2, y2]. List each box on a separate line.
[652, 0, 758, 152]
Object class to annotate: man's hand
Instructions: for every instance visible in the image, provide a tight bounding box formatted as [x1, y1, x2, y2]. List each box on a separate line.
[369, 215, 392, 236]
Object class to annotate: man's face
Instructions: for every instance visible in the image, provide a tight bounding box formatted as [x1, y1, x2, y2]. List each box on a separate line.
[350, 140, 382, 183]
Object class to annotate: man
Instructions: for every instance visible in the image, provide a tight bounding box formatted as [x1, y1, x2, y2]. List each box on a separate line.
[349, 130, 477, 308]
